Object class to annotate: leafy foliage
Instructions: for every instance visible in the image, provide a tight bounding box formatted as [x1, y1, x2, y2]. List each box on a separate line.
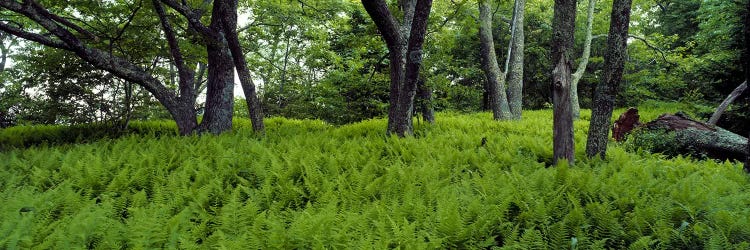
[1, 108, 748, 248]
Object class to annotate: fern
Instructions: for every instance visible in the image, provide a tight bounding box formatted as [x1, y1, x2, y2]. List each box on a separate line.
[0, 109, 748, 248]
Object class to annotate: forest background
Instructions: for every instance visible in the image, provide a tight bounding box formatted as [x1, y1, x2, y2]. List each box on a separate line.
[0, 0, 746, 138]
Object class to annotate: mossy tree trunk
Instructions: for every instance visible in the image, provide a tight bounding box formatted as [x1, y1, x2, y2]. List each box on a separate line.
[478, 0, 512, 120]
[636, 113, 748, 161]
[586, 0, 632, 158]
[507, 0, 526, 120]
[551, 0, 577, 165]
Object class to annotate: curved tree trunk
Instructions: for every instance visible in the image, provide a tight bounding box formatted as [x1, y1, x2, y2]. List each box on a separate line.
[478, 0, 512, 120]
[586, 0, 632, 158]
[507, 0, 526, 120]
[708, 81, 747, 125]
[551, 0, 577, 165]
[572, 0, 596, 119]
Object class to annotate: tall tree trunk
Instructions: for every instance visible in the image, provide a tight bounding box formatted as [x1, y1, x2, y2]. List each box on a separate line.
[507, 0, 526, 120]
[586, 0, 633, 158]
[551, 0, 577, 165]
[478, 0, 512, 120]
[391, 0, 417, 135]
[198, 1, 235, 134]
[363, 0, 433, 137]
[744, 0, 750, 172]
[395, 0, 433, 135]
[221, 0, 265, 133]
[572, 0, 596, 119]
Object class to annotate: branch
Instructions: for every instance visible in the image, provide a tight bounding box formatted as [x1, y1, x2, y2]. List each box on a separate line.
[427, 0, 465, 35]
[593, 33, 679, 67]
[709, 81, 748, 125]
[158, 0, 215, 38]
[27, 0, 99, 42]
[0, 0, 180, 108]
[0, 21, 70, 49]
[362, 0, 403, 51]
[627, 34, 677, 67]
[153, 0, 194, 101]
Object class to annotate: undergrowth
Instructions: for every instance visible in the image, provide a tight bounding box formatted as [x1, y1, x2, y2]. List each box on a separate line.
[1, 108, 748, 249]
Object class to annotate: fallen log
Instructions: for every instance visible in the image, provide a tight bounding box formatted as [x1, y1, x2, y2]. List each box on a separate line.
[615, 109, 748, 161]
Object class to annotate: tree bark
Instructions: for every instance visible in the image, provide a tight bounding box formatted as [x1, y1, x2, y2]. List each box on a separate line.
[507, 0, 526, 120]
[220, 0, 265, 133]
[197, 0, 235, 134]
[586, 0, 632, 158]
[417, 78, 435, 123]
[551, 0, 577, 165]
[395, 0, 432, 136]
[744, 0, 750, 172]
[363, 0, 405, 135]
[478, 0, 511, 120]
[708, 81, 747, 125]
[637, 113, 748, 161]
[571, 0, 596, 119]
[363, 0, 433, 137]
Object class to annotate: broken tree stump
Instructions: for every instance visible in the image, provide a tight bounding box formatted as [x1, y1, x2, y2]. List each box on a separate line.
[612, 107, 641, 142]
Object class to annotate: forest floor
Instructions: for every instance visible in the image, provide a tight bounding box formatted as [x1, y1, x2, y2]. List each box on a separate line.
[1, 104, 748, 249]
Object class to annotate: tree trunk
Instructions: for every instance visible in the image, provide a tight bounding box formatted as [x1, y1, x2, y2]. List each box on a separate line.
[198, 1, 236, 134]
[708, 81, 747, 125]
[571, 0, 596, 119]
[586, 0, 632, 158]
[507, 0, 526, 120]
[363, 0, 433, 137]
[394, 0, 432, 136]
[221, 0, 265, 133]
[478, 0, 512, 120]
[636, 113, 748, 161]
[551, 0, 577, 165]
[417, 78, 435, 123]
[744, 0, 750, 172]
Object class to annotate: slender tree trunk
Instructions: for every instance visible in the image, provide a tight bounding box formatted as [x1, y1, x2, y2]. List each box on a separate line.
[551, 0, 577, 165]
[221, 0, 265, 133]
[478, 0, 511, 120]
[507, 0, 526, 120]
[586, 0, 633, 158]
[417, 78, 435, 123]
[744, 0, 750, 172]
[572, 0, 596, 119]
[708, 81, 747, 125]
